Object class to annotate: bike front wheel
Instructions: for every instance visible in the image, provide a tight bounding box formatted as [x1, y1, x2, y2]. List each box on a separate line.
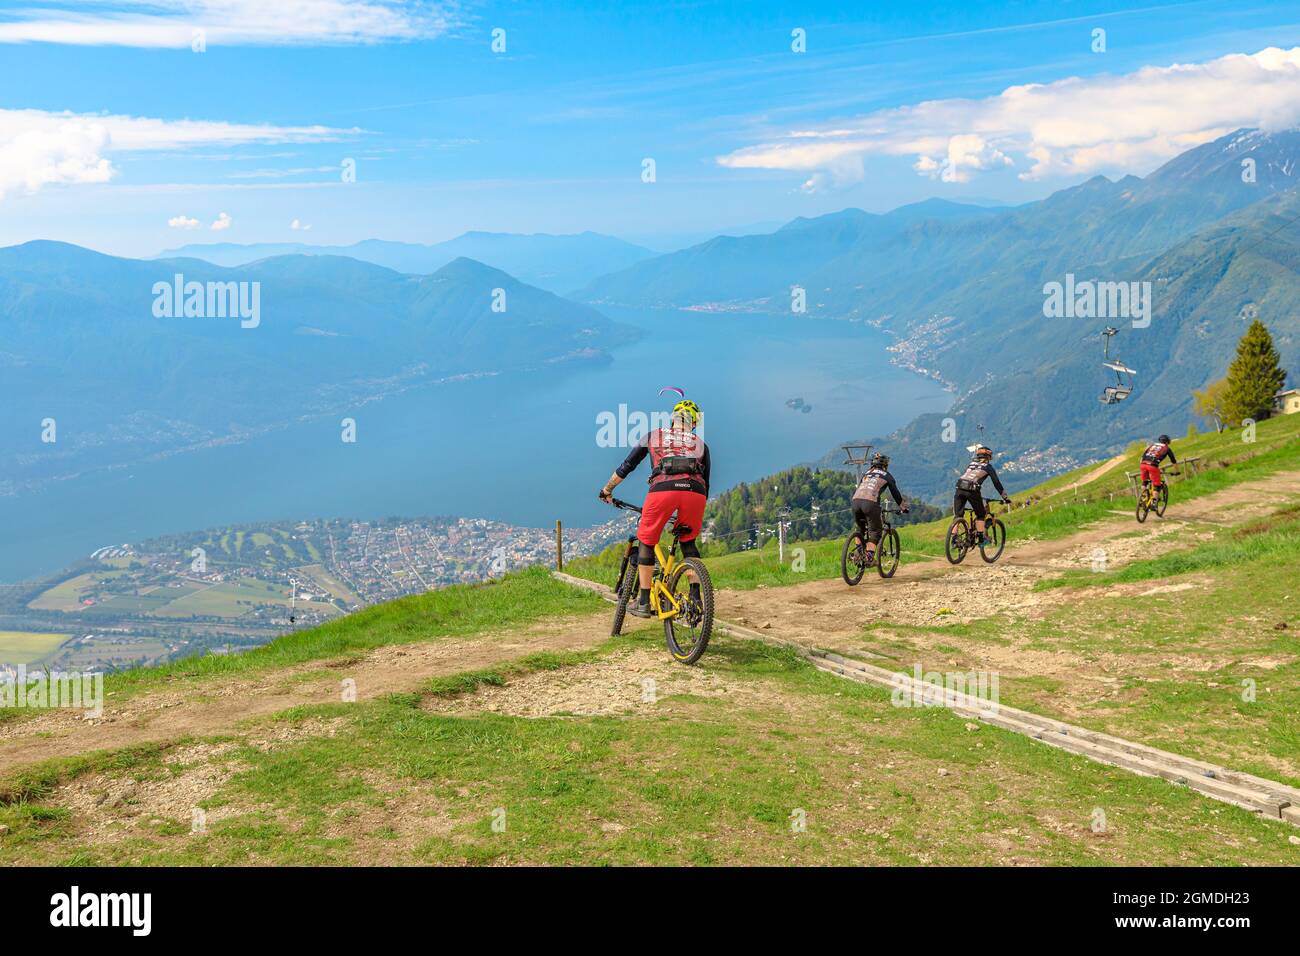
[979, 519, 1006, 563]
[877, 528, 901, 578]
[841, 532, 867, 585]
[610, 550, 637, 636]
[663, 558, 714, 665]
[1155, 484, 1169, 517]
[945, 519, 969, 564]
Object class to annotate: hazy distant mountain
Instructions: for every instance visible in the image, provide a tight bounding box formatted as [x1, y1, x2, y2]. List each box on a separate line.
[623, 220, 789, 251]
[581, 132, 1299, 318]
[577, 199, 998, 307]
[156, 230, 655, 294]
[0, 244, 629, 493]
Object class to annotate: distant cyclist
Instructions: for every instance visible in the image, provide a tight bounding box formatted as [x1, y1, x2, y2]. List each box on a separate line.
[954, 445, 1010, 542]
[851, 452, 908, 565]
[1140, 434, 1177, 490]
[599, 399, 710, 618]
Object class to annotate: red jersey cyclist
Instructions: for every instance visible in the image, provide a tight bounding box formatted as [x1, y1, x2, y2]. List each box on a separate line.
[599, 399, 710, 618]
[1140, 434, 1177, 489]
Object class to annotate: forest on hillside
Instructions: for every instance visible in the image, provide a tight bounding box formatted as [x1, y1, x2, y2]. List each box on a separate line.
[704, 465, 944, 552]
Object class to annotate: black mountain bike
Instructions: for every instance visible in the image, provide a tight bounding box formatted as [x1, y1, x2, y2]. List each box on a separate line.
[945, 498, 1007, 564]
[607, 498, 714, 665]
[841, 508, 902, 584]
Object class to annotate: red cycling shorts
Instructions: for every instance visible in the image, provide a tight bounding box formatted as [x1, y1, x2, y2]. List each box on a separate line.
[1140, 462, 1164, 486]
[637, 489, 707, 546]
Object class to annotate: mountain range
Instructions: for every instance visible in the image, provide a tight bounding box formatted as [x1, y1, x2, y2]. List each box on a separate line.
[6, 128, 1299, 507]
[575, 128, 1300, 498]
[156, 230, 655, 295]
[0, 245, 630, 494]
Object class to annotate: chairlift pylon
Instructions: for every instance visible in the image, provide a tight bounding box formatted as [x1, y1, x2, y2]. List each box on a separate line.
[842, 444, 874, 481]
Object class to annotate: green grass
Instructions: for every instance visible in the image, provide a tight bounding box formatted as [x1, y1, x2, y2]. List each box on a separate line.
[4, 636, 1297, 866]
[858, 538, 1300, 786]
[422, 641, 627, 698]
[1040, 507, 1300, 589]
[0, 742, 174, 805]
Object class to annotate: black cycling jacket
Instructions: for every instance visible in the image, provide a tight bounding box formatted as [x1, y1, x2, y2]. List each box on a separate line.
[852, 467, 904, 506]
[956, 460, 1006, 497]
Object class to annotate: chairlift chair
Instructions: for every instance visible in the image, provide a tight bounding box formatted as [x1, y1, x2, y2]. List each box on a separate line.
[1099, 327, 1136, 404]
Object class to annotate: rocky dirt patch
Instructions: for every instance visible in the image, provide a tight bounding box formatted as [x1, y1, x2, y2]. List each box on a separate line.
[424, 645, 796, 719]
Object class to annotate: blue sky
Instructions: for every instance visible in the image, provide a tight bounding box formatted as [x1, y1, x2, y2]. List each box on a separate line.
[2, 0, 1299, 256]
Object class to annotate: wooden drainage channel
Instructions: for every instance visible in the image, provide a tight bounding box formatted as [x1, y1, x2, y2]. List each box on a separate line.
[553, 570, 1300, 827]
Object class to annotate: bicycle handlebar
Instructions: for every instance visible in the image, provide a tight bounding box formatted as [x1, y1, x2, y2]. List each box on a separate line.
[607, 496, 643, 514]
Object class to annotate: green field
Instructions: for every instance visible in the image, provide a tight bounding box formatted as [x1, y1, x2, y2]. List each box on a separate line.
[27, 569, 129, 612]
[0, 630, 72, 666]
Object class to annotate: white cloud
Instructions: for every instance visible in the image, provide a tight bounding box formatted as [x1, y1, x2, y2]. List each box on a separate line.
[168, 214, 200, 229]
[290, 218, 311, 230]
[0, 107, 355, 199]
[718, 47, 1300, 189]
[0, 1, 459, 47]
[211, 211, 232, 231]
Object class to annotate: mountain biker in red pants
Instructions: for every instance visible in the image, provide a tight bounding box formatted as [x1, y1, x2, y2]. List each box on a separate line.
[599, 400, 710, 618]
[1140, 434, 1177, 489]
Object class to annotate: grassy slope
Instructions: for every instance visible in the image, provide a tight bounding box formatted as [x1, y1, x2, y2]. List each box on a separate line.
[2, 419, 1299, 865]
[3, 636, 1298, 866]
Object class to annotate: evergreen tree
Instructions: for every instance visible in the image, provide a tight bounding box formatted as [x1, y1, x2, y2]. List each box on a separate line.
[1222, 320, 1287, 424]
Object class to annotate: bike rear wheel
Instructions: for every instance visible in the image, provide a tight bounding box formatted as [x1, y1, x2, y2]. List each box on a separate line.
[663, 558, 714, 665]
[979, 519, 1006, 563]
[1135, 494, 1149, 523]
[877, 528, 900, 578]
[945, 518, 969, 564]
[1155, 484, 1169, 517]
[610, 549, 637, 636]
[841, 532, 867, 585]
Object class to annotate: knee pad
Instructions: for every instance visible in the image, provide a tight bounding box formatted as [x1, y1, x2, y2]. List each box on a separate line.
[679, 539, 700, 559]
[637, 543, 655, 566]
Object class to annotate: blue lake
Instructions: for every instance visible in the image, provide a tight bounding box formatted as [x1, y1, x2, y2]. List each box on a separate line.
[0, 307, 951, 582]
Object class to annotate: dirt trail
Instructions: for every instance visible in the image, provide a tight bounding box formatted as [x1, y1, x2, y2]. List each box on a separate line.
[0, 613, 622, 776]
[718, 468, 1300, 644]
[1063, 452, 1126, 491]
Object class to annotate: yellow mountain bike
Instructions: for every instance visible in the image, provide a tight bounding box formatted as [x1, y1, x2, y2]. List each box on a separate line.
[1135, 474, 1171, 523]
[608, 498, 714, 665]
